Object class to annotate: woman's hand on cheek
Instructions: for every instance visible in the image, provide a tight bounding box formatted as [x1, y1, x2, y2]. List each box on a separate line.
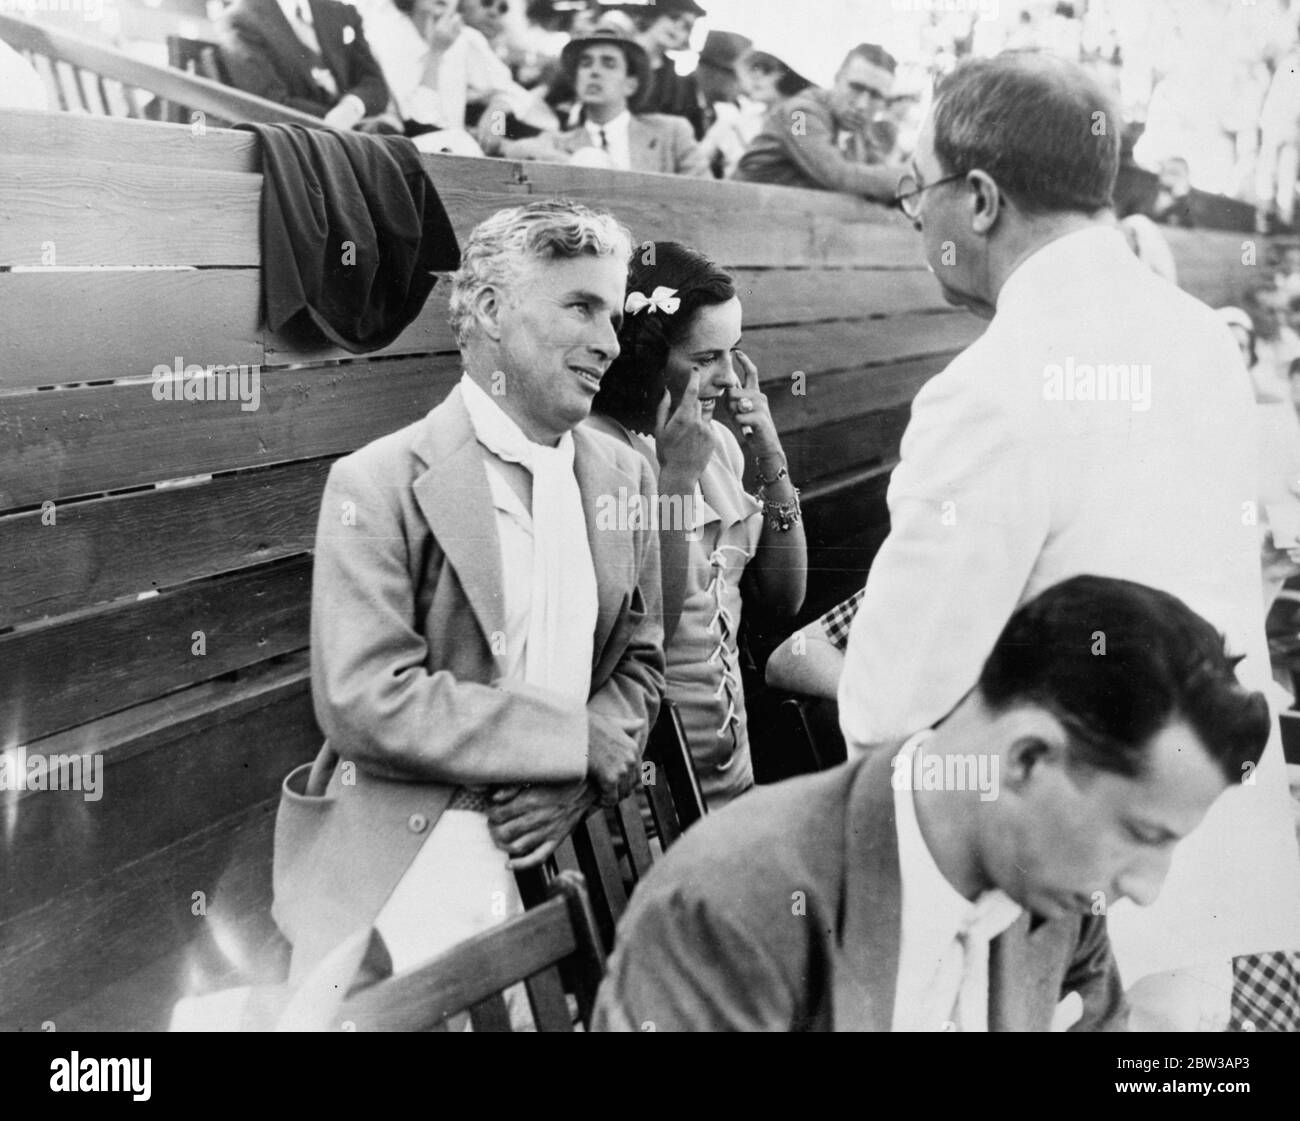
[654, 367, 714, 486]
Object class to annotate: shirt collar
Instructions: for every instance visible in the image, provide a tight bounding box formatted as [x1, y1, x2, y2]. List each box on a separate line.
[995, 224, 1132, 314]
[277, 0, 307, 23]
[460, 372, 572, 460]
[585, 109, 631, 141]
[894, 731, 1022, 952]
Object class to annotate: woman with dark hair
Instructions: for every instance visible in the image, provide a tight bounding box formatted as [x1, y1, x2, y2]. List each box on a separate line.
[588, 242, 806, 807]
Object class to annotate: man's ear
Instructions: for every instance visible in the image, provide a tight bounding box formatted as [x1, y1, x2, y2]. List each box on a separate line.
[967, 169, 1001, 235]
[625, 74, 639, 102]
[471, 284, 506, 342]
[999, 707, 1071, 792]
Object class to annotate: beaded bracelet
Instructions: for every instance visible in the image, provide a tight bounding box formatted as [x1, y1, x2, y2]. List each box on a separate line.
[754, 460, 789, 487]
[760, 487, 802, 532]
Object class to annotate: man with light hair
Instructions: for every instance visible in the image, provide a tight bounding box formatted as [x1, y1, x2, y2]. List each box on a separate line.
[271, 199, 665, 999]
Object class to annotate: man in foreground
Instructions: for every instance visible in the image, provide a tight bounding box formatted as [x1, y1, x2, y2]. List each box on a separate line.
[593, 576, 1270, 1031]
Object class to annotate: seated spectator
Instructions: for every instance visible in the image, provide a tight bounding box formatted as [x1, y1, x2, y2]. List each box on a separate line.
[1220, 304, 1300, 608]
[492, 26, 707, 177]
[585, 242, 806, 808]
[218, 0, 392, 128]
[765, 587, 863, 701]
[458, 0, 509, 50]
[359, 0, 556, 152]
[1152, 156, 1194, 228]
[699, 41, 809, 181]
[594, 576, 1271, 1032]
[627, 0, 710, 140]
[734, 43, 903, 202]
[271, 200, 664, 1012]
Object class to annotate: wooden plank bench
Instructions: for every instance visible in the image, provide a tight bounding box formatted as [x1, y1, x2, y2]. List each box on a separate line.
[0, 103, 1259, 1029]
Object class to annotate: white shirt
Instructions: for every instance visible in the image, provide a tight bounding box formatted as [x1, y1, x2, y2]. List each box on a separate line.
[891, 732, 1021, 1032]
[583, 110, 632, 171]
[838, 224, 1300, 980]
[359, 0, 528, 127]
[275, 0, 337, 97]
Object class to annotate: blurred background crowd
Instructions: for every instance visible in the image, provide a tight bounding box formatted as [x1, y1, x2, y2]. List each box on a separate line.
[10, 0, 1300, 223]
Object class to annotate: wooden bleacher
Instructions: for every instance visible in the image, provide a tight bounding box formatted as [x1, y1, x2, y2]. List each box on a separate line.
[0, 87, 1260, 1029]
[0, 11, 316, 125]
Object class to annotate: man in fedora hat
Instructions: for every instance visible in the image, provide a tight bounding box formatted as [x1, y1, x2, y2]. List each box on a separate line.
[492, 24, 708, 176]
[735, 41, 902, 201]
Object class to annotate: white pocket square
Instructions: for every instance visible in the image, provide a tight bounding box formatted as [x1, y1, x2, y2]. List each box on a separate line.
[342, 25, 356, 44]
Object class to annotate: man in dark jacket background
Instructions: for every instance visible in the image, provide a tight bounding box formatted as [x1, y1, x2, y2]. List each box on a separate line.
[219, 0, 391, 128]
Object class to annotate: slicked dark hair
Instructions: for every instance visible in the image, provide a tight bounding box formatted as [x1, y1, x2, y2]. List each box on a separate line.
[843, 42, 897, 75]
[932, 51, 1120, 214]
[978, 575, 1269, 785]
[592, 241, 735, 435]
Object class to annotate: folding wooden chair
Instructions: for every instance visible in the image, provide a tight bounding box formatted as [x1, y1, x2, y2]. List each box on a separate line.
[516, 700, 707, 951]
[337, 871, 605, 1032]
[165, 35, 232, 123]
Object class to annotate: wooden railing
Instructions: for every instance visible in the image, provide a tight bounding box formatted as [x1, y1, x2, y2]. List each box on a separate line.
[0, 104, 1262, 1029]
[0, 11, 319, 125]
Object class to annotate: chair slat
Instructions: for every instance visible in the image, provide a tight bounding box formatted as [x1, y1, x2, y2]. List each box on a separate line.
[615, 797, 655, 881]
[467, 993, 511, 1033]
[569, 808, 629, 951]
[524, 967, 574, 1032]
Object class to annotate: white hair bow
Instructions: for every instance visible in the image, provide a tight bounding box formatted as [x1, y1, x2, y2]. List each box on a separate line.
[624, 286, 680, 316]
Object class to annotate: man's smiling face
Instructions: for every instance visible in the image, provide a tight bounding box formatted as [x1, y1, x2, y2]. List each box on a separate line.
[494, 252, 627, 443]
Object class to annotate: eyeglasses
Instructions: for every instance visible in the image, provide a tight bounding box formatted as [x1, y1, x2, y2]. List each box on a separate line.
[893, 171, 965, 219]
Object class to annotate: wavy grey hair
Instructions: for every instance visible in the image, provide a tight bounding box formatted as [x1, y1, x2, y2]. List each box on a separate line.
[448, 199, 634, 346]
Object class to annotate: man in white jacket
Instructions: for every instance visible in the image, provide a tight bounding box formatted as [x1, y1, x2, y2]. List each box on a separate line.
[839, 51, 1300, 1027]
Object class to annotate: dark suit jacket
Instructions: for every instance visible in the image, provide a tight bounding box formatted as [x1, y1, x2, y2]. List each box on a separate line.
[593, 748, 1128, 1031]
[219, 0, 389, 118]
[272, 386, 665, 977]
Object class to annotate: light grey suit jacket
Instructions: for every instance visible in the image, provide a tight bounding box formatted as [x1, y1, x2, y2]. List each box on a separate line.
[272, 386, 665, 976]
[548, 112, 709, 177]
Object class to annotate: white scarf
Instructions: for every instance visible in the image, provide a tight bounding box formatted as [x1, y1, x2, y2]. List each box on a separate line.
[459, 376, 596, 703]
